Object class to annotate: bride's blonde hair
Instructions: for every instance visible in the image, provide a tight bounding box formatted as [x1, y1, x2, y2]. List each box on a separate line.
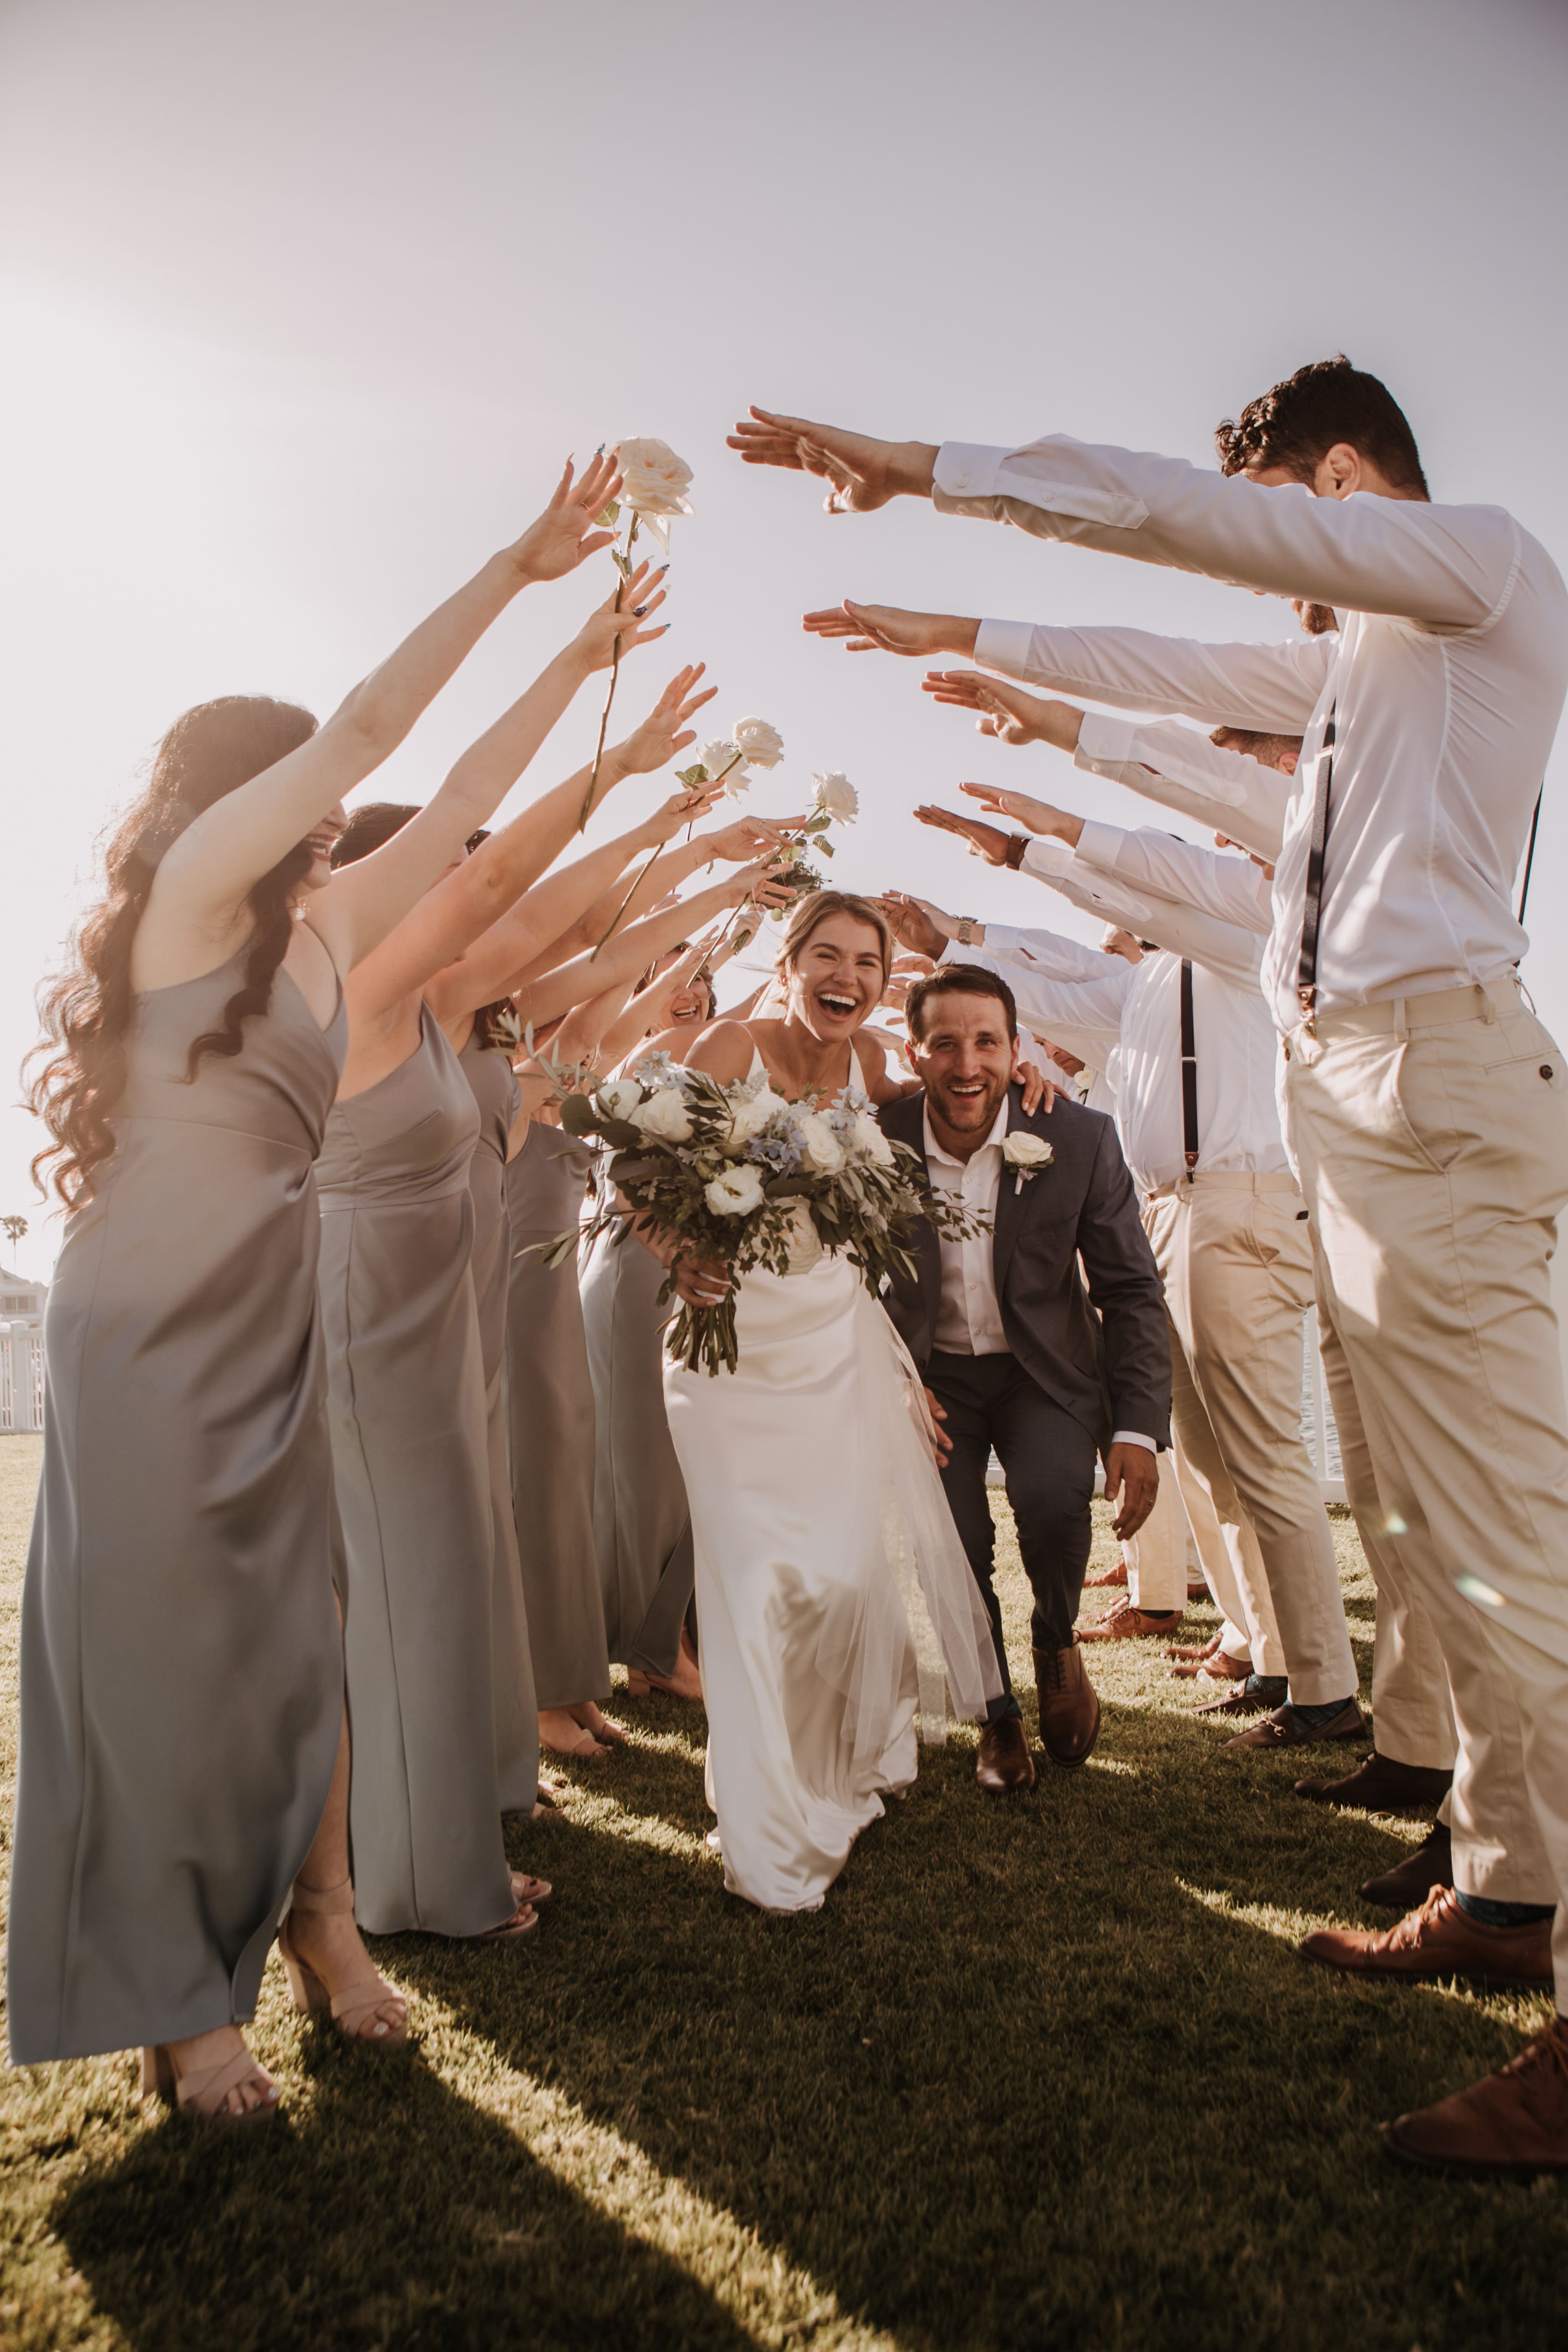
[775, 890, 894, 988]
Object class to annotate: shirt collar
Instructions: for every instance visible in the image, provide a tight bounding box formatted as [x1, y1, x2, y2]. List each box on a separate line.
[923, 1094, 1010, 1170]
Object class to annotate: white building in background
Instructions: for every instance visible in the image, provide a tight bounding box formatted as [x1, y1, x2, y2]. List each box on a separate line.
[0, 1267, 47, 1433]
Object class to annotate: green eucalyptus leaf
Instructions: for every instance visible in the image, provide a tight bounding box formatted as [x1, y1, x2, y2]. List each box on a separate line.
[558, 1093, 599, 1136]
[596, 500, 621, 527]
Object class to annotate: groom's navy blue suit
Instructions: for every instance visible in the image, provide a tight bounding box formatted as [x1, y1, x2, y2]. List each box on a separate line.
[878, 1084, 1170, 1721]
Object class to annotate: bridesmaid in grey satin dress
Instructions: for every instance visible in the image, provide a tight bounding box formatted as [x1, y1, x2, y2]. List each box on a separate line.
[318, 1008, 524, 1937]
[504, 1118, 614, 1732]
[458, 1021, 543, 1813]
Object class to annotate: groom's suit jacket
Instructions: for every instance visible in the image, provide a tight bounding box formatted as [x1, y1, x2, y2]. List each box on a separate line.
[878, 1085, 1171, 1452]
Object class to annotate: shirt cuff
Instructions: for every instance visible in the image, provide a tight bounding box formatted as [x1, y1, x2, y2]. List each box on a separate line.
[1020, 837, 1076, 881]
[973, 616, 1038, 679]
[1072, 817, 1129, 877]
[1074, 712, 1141, 770]
[1109, 1430, 1158, 1455]
[933, 442, 1007, 503]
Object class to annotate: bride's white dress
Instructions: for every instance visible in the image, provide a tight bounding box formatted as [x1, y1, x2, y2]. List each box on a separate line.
[662, 1045, 1000, 1912]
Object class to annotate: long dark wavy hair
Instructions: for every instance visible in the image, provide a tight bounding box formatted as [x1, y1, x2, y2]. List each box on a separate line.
[29, 694, 319, 1209]
[331, 802, 514, 1047]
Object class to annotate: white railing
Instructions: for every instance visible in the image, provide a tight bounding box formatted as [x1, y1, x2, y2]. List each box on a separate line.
[0, 1327, 45, 1433]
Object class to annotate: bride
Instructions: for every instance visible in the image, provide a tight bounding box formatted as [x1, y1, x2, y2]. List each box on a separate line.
[642, 891, 1006, 1912]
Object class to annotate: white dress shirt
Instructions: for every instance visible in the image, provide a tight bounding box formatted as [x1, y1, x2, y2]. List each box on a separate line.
[1015, 836, 1267, 993]
[921, 1099, 1155, 1454]
[936, 435, 1568, 1030]
[948, 916, 1289, 1196]
[1073, 820, 1274, 938]
[1074, 712, 1290, 863]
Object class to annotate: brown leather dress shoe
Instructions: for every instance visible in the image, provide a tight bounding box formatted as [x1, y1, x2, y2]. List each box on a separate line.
[1292, 1748, 1454, 1813]
[1078, 1597, 1182, 1641]
[975, 1715, 1037, 1796]
[1382, 2016, 1568, 2178]
[1033, 1641, 1100, 1768]
[1358, 1822, 1453, 1909]
[1222, 1699, 1366, 1750]
[1186, 1579, 1211, 1602]
[1193, 1677, 1287, 1718]
[1083, 1559, 1128, 1589]
[1298, 1884, 1554, 1992]
[1169, 1634, 1253, 1682]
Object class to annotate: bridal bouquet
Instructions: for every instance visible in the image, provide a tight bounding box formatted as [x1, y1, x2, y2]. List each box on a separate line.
[537, 1059, 985, 1374]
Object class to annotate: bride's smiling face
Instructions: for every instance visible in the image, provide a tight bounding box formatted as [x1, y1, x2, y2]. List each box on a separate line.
[785, 913, 887, 1041]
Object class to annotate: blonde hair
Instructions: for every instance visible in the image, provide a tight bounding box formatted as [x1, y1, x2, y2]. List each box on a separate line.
[775, 890, 893, 986]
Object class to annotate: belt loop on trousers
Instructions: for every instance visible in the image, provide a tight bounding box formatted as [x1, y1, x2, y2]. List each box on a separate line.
[1392, 997, 1408, 1043]
[1477, 981, 1496, 1025]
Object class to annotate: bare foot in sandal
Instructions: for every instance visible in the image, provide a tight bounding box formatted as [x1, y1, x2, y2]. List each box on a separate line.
[570, 1701, 628, 1745]
[539, 1707, 610, 1759]
[625, 1628, 704, 1703]
[147, 2025, 281, 2123]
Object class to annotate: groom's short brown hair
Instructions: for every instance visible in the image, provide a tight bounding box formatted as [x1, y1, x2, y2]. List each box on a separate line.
[905, 964, 1017, 1043]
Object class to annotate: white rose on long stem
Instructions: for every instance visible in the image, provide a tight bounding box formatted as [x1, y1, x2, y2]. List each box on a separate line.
[631, 1088, 694, 1143]
[705, 1164, 765, 1217]
[812, 770, 858, 823]
[791, 1111, 846, 1174]
[733, 716, 784, 770]
[697, 738, 750, 801]
[616, 437, 694, 518]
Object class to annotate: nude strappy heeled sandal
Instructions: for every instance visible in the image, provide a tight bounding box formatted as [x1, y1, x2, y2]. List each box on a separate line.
[278, 1876, 409, 2046]
[140, 2040, 281, 2124]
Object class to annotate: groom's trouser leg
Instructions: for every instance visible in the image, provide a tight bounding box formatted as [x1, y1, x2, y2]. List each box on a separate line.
[927, 1354, 1020, 1722]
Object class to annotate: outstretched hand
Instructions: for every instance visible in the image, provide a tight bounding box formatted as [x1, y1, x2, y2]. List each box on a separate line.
[922, 671, 1084, 752]
[959, 781, 1081, 844]
[1104, 1443, 1158, 1542]
[915, 804, 1012, 864]
[697, 811, 809, 863]
[727, 409, 938, 514]
[874, 891, 954, 960]
[803, 602, 974, 658]
[507, 453, 624, 584]
[574, 565, 670, 675]
[613, 665, 718, 776]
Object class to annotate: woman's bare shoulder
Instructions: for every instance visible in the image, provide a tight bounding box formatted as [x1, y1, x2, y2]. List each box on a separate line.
[680, 1018, 758, 1084]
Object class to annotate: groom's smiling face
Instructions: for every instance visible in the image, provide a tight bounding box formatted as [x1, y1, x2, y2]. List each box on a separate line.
[910, 987, 1015, 1146]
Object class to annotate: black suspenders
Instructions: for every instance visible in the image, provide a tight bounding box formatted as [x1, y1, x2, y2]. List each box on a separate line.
[1296, 705, 1337, 1022]
[1179, 959, 1199, 1182]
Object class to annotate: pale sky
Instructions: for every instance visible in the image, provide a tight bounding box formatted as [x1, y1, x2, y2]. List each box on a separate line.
[3, 0, 1566, 1283]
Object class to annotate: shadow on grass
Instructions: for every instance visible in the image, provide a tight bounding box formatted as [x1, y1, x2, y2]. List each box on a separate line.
[53, 2033, 762, 2352]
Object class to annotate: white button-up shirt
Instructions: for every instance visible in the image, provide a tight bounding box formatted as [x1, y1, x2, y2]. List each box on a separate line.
[1074, 712, 1291, 864]
[921, 1098, 1155, 1453]
[1073, 819, 1273, 939]
[936, 436, 1568, 1032]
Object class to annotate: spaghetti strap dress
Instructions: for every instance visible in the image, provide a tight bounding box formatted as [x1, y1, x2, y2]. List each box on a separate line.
[8, 953, 347, 2061]
[504, 1121, 610, 1706]
[316, 1009, 515, 1938]
[458, 1034, 540, 1812]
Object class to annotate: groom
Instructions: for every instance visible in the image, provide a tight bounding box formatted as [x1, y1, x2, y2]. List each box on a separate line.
[879, 965, 1171, 1792]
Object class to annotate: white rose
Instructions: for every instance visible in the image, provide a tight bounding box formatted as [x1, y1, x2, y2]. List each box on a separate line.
[597, 1078, 644, 1122]
[697, 738, 749, 798]
[733, 716, 784, 770]
[631, 1088, 694, 1143]
[852, 1112, 894, 1166]
[791, 1112, 845, 1174]
[1002, 1132, 1053, 1168]
[724, 1087, 789, 1151]
[705, 1163, 765, 1217]
[811, 770, 858, 823]
[615, 437, 694, 518]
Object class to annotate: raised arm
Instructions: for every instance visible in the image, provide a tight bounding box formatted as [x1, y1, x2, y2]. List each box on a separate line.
[512, 861, 786, 1036]
[146, 454, 623, 954]
[1071, 819, 1273, 936]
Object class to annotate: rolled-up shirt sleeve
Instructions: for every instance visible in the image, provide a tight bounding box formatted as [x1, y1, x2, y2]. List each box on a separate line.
[936, 437, 1521, 630]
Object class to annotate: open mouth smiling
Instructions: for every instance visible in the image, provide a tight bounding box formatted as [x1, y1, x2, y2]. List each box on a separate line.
[816, 989, 859, 1019]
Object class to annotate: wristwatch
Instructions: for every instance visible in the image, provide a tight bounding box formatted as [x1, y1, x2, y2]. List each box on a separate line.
[1003, 833, 1029, 870]
[955, 916, 981, 947]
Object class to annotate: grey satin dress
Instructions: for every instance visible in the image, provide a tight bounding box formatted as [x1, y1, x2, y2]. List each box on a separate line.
[8, 955, 346, 2062]
[317, 1009, 515, 1939]
[580, 1155, 696, 1678]
[458, 1032, 539, 1809]
[504, 1121, 610, 1707]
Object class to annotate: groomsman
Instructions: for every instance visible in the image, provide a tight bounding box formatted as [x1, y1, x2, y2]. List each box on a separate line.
[878, 966, 1171, 1793]
[733, 357, 1568, 2172]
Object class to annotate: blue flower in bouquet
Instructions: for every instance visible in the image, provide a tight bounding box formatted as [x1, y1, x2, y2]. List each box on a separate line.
[746, 1134, 802, 1175]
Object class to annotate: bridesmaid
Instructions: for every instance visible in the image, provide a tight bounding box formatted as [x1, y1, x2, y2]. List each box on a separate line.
[9, 455, 623, 2122]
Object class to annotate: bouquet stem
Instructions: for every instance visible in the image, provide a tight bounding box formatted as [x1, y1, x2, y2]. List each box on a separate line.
[579, 513, 639, 832]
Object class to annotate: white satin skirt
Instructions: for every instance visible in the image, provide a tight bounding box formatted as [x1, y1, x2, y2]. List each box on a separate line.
[664, 1249, 999, 1913]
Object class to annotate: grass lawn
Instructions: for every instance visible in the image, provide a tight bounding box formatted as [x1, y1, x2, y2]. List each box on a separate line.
[0, 1431, 1563, 2351]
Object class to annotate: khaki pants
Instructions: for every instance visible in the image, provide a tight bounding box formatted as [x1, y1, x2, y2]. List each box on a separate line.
[1122, 1464, 1187, 1613]
[1285, 976, 1568, 1995]
[1145, 1174, 1357, 1706]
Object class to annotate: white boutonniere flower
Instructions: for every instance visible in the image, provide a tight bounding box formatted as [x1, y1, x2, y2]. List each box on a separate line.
[1001, 1131, 1054, 1194]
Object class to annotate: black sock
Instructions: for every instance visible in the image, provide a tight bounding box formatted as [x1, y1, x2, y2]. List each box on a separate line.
[1286, 1695, 1355, 1731]
[1242, 1673, 1288, 1700]
[1456, 1891, 1556, 1929]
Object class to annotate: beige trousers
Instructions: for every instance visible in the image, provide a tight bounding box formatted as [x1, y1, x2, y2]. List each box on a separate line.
[1122, 1464, 1187, 1613]
[1285, 976, 1568, 1994]
[1145, 1174, 1358, 1706]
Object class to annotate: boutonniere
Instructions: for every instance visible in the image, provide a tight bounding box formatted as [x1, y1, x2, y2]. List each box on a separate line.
[1001, 1132, 1054, 1195]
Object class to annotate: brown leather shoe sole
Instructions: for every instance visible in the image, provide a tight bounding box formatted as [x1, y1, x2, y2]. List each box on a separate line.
[1078, 1602, 1183, 1642]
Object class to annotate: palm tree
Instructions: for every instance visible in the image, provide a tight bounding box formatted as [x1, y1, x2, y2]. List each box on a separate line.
[2, 1215, 28, 1256]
